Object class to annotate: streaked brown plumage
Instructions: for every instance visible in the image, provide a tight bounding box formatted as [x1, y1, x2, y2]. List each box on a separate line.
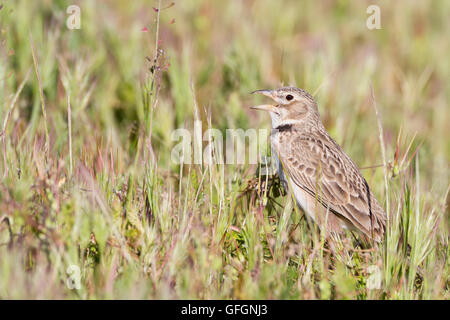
[251, 87, 386, 242]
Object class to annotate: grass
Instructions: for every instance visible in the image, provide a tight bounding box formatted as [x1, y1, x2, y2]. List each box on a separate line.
[0, 0, 448, 299]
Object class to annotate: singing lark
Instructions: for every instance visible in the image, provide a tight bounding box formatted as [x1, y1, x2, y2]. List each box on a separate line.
[251, 87, 386, 242]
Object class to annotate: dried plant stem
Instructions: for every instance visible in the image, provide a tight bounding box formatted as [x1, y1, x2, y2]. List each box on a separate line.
[144, 0, 162, 167]
[154, 0, 162, 54]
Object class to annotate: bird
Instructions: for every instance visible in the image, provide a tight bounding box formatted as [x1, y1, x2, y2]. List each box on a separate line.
[250, 87, 386, 242]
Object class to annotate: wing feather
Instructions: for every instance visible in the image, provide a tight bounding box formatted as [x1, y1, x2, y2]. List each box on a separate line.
[275, 132, 386, 239]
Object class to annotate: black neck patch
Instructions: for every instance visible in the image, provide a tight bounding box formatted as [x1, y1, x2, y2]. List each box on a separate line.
[275, 123, 293, 131]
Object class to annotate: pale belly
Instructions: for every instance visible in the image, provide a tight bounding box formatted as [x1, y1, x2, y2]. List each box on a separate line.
[288, 177, 318, 223]
[271, 138, 315, 220]
[288, 177, 349, 232]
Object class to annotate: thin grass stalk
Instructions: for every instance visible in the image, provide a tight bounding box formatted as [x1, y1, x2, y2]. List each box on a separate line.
[1, 68, 31, 177]
[30, 34, 49, 157]
[67, 91, 73, 176]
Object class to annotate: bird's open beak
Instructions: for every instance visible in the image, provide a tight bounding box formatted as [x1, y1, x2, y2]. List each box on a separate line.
[250, 89, 278, 113]
[251, 89, 274, 98]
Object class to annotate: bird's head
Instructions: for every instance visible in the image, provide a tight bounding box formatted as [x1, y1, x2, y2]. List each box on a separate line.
[250, 86, 319, 128]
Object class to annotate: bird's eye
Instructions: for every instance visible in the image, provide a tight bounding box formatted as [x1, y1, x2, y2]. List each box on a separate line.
[286, 94, 294, 101]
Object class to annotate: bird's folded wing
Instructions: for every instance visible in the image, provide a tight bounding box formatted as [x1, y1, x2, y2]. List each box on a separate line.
[277, 135, 386, 236]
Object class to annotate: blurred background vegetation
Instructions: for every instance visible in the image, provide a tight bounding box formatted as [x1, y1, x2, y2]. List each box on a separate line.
[0, 0, 448, 299]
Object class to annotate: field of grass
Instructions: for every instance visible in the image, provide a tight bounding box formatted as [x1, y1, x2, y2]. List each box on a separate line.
[0, 0, 448, 299]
